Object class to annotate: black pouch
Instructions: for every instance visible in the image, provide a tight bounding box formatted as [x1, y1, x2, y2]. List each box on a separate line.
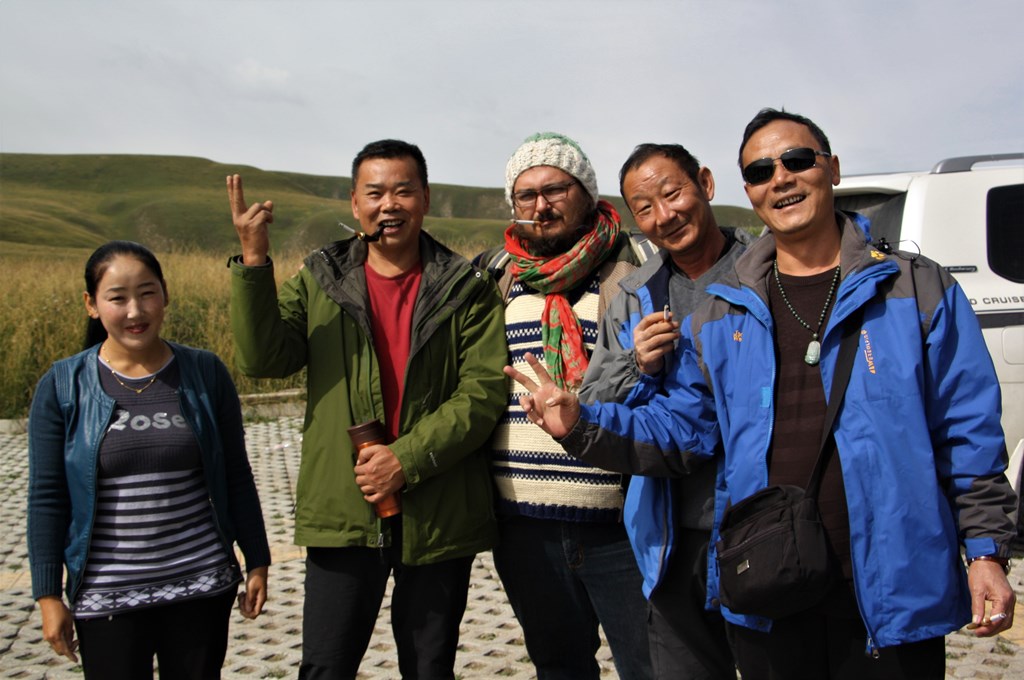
[714, 307, 864, 620]
[715, 484, 832, 619]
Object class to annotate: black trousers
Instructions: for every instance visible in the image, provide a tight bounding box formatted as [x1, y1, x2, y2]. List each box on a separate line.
[648, 528, 735, 679]
[73, 587, 236, 680]
[727, 581, 945, 679]
[298, 523, 474, 680]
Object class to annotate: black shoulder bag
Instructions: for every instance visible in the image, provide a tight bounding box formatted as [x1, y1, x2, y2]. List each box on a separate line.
[715, 308, 863, 620]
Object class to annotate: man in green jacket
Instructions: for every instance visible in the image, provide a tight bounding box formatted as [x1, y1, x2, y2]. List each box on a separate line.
[226, 139, 507, 679]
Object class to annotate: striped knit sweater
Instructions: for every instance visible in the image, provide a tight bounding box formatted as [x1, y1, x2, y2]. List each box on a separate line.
[492, 275, 625, 522]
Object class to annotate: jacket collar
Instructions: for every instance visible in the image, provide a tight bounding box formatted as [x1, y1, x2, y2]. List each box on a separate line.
[618, 226, 755, 295]
[306, 232, 469, 299]
[303, 231, 481, 348]
[732, 210, 891, 298]
[714, 210, 899, 332]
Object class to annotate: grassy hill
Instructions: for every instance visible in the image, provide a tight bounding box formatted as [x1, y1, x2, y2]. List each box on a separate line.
[0, 153, 761, 254]
[0, 153, 763, 418]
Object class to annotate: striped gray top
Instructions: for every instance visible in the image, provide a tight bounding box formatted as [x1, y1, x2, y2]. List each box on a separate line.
[72, 357, 238, 618]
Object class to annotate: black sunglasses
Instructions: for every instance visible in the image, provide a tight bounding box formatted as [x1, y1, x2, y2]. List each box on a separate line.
[742, 148, 831, 185]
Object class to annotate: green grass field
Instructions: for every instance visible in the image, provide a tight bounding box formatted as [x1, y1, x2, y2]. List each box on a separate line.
[0, 152, 761, 253]
[0, 153, 520, 254]
[0, 152, 762, 418]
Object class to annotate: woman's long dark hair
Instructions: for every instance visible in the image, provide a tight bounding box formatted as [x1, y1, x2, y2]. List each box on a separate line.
[83, 241, 167, 350]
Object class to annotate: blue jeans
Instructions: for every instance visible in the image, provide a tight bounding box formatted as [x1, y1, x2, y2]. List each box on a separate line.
[493, 516, 653, 680]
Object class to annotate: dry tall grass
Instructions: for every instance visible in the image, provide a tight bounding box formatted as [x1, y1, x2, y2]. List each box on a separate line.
[1, 239, 489, 419]
[2, 245, 92, 418]
[1, 245, 307, 418]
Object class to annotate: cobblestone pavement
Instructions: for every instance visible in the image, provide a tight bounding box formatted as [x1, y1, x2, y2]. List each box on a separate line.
[2, 416, 1024, 679]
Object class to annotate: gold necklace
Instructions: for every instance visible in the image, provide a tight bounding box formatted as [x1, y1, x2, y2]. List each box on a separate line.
[101, 350, 159, 394]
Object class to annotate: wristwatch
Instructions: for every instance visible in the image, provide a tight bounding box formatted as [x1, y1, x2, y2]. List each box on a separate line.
[967, 554, 1011, 575]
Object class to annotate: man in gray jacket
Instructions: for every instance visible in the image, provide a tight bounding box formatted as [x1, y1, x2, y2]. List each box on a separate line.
[578, 144, 752, 679]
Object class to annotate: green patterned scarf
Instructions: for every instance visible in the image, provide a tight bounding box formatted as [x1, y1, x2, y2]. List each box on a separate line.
[504, 200, 622, 388]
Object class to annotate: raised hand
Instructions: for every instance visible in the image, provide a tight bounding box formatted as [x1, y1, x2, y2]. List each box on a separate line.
[633, 308, 680, 375]
[503, 352, 581, 439]
[227, 174, 274, 266]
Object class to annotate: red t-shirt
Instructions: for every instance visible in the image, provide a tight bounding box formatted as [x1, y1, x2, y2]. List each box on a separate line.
[364, 261, 422, 442]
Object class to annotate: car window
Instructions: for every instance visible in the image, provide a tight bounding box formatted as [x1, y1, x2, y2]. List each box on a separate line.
[987, 183, 1024, 283]
[834, 192, 906, 245]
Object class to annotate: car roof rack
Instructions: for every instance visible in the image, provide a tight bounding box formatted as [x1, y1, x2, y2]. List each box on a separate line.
[931, 153, 1024, 174]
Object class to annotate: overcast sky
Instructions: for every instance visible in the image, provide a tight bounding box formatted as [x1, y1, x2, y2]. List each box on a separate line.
[1, 0, 1021, 208]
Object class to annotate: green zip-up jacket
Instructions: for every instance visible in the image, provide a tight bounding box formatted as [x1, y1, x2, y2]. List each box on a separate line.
[230, 233, 506, 565]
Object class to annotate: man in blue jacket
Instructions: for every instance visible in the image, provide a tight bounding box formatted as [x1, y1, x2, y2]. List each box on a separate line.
[578, 143, 751, 679]
[506, 108, 1016, 679]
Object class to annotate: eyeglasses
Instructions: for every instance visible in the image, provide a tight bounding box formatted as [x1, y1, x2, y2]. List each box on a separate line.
[741, 148, 831, 185]
[512, 180, 576, 209]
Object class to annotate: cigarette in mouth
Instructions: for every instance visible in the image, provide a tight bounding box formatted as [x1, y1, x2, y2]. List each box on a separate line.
[512, 219, 541, 225]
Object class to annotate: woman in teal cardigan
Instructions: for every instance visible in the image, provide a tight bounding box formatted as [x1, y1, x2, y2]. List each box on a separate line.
[28, 241, 270, 679]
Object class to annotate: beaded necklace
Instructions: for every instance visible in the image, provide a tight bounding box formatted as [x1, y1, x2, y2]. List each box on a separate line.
[772, 260, 841, 366]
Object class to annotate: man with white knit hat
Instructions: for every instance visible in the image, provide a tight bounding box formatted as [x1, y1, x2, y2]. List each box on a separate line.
[476, 132, 653, 679]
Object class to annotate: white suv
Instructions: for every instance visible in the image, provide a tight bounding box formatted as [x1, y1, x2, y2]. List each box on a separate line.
[834, 154, 1024, 511]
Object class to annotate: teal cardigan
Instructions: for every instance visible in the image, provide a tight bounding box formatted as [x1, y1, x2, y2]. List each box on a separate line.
[27, 342, 270, 602]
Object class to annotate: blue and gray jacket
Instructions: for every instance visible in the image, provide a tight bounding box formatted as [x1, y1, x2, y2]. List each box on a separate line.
[562, 212, 1015, 649]
[577, 226, 753, 600]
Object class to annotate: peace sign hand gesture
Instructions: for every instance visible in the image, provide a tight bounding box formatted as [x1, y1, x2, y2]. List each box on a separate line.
[503, 352, 582, 439]
[227, 174, 274, 266]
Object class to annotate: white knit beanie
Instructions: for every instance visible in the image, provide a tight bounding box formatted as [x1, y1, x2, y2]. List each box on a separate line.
[504, 132, 599, 208]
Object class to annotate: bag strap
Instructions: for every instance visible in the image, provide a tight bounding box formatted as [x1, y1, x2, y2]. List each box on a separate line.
[805, 307, 864, 499]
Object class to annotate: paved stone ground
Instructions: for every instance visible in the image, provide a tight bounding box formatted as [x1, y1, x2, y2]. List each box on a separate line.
[2, 415, 1023, 679]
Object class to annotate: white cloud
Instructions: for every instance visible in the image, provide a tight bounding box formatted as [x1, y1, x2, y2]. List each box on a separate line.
[235, 59, 292, 89]
[1, 0, 1021, 207]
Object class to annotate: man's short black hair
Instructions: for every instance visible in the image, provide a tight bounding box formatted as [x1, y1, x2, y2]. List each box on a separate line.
[738, 108, 831, 167]
[619, 143, 701, 201]
[352, 139, 429, 188]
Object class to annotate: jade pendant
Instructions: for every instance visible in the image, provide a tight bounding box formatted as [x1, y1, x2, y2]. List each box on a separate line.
[804, 339, 821, 366]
